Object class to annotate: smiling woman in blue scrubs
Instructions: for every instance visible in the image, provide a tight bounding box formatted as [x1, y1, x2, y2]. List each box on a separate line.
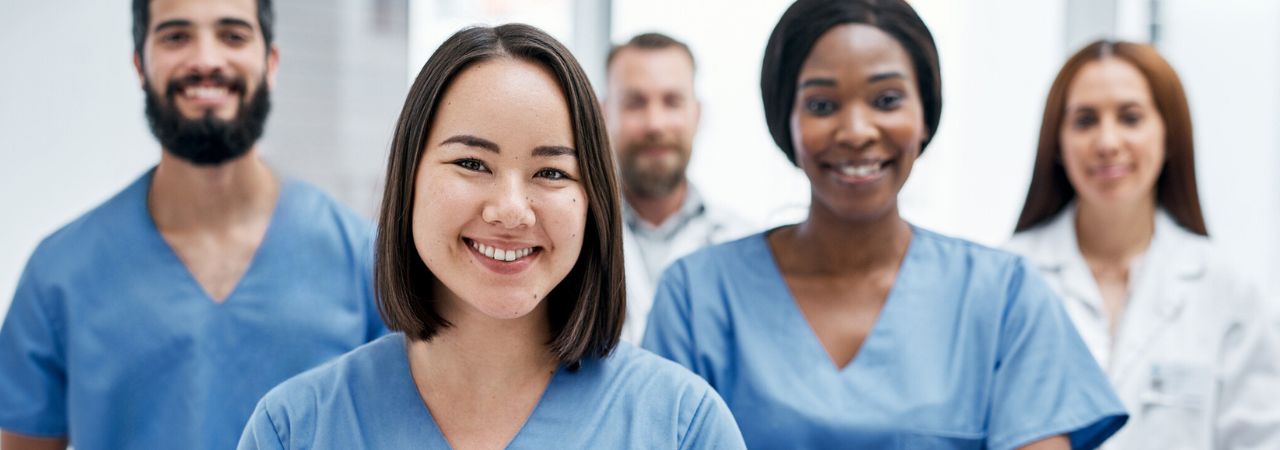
[642, 1, 1128, 449]
[236, 24, 744, 450]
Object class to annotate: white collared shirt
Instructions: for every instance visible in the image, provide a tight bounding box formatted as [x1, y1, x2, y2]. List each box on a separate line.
[1006, 203, 1280, 450]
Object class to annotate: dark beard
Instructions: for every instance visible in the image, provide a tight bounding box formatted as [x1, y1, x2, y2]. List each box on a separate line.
[143, 72, 271, 166]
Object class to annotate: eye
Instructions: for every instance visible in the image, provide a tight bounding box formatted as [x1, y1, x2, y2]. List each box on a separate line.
[535, 168, 573, 181]
[1120, 110, 1143, 126]
[221, 31, 249, 45]
[451, 158, 489, 173]
[1073, 113, 1098, 129]
[159, 32, 189, 45]
[872, 91, 904, 110]
[804, 98, 838, 116]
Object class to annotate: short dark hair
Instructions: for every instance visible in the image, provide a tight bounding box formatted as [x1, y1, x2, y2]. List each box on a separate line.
[761, 0, 942, 165]
[376, 24, 626, 367]
[606, 32, 696, 74]
[132, 0, 276, 63]
[1015, 40, 1207, 236]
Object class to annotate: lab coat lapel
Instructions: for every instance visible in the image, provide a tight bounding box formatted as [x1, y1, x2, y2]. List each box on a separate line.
[1036, 205, 1108, 318]
[1110, 210, 1203, 385]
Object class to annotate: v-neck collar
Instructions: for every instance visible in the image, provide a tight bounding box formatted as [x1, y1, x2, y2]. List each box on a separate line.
[135, 168, 290, 306]
[398, 335, 567, 449]
[756, 225, 918, 375]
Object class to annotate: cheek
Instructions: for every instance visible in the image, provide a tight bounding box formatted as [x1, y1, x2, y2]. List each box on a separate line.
[542, 188, 589, 252]
[411, 173, 473, 261]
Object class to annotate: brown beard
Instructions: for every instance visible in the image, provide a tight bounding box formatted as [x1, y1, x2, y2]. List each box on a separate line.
[619, 137, 689, 199]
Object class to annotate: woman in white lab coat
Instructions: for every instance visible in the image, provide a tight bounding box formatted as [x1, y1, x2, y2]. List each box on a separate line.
[1006, 39, 1280, 450]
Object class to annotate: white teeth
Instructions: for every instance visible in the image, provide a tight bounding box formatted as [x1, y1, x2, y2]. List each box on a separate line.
[840, 162, 883, 177]
[184, 86, 228, 99]
[470, 241, 535, 263]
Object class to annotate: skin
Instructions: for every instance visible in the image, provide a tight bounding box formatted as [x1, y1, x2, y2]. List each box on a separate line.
[2, 0, 279, 447]
[406, 58, 587, 450]
[603, 46, 700, 226]
[768, 24, 1068, 450]
[140, 0, 282, 304]
[1060, 58, 1166, 337]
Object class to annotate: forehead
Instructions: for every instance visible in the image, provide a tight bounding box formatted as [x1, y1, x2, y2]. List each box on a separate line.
[800, 23, 915, 81]
[1067, 58, 1154, 106]
[607, 47, 694, 90]
[148, 0, 259, 28]
[433, 58, 573, 140]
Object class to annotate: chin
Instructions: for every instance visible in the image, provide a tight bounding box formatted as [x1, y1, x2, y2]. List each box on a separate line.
[470, 293, 545, 320]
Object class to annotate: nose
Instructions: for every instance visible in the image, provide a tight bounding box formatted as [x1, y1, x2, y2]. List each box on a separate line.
[480, 176, 536, 229]
[1095, 117, 1121, 157]
[186, 31, 230, 76]
[834, 104, 878, 150]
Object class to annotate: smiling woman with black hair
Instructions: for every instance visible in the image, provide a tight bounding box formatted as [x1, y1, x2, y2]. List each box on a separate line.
[237, 24, 745, 450]
[642, 1, 1129, 449]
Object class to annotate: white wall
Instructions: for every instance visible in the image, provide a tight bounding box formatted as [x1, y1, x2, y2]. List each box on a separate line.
[0, 2, 157, 319]
[1156, 0, 1280, 295]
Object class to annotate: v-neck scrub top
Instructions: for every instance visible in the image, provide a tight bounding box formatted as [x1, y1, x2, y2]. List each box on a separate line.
[0, 170, 387, 450]
[642, 227, 1129, 450]
[237, 334, 747, 449]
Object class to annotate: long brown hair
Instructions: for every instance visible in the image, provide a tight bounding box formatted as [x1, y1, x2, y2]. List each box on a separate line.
[1015, 40, 1207, 236]
[375, 24, 625, 367]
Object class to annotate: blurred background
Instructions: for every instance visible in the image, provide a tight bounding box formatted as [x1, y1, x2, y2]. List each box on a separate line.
[2, 0, 1277, 320]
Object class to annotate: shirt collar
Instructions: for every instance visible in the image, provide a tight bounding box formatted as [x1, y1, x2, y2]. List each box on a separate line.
[622, 183, 707, 240]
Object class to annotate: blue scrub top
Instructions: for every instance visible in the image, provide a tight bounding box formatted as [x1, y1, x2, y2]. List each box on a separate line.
[239, 334, 747, 449]
[0, 170, 387, 450]
[643, 227, 1128, 450]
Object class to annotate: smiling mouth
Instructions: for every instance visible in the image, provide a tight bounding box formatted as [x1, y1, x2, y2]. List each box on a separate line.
[181, 85, 234, 100]
[822, 159, 894, 182]
[465, 238, 540, 263]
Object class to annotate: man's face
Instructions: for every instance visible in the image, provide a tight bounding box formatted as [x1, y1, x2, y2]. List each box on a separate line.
[604, 47, 700, 199]
[135, 0, 278, 166]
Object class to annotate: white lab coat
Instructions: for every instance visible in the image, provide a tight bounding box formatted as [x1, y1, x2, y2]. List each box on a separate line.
[1005, 204, 1280, 450]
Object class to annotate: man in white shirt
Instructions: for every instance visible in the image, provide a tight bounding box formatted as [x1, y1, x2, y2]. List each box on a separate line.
[603, 33, 753, 343]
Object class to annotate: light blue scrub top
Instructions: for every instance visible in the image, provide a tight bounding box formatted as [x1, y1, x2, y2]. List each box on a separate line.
[643, 227, 1128, 450]
[0, 171, 387, 450]
[238, 334, 747, 449]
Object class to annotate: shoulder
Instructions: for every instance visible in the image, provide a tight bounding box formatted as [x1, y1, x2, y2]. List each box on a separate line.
[254, 334, 403, 424]
[912, 226, 1029, 277]
[586, 342, 727, 420]
[278, 178, 374, 241]
[668, 231, 768, 276]
[23, 172, 152, 284]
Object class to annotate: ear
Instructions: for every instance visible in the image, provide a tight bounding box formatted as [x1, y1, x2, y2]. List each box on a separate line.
[265, 44, 280, 90]
[133, 52, 146, 87]
[692, 97, 703, 131]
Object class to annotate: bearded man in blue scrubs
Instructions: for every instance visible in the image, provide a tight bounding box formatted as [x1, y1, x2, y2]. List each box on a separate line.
[0, 0, 386, 448]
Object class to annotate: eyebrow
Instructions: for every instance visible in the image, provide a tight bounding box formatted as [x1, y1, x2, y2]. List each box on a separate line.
[441, 135, 576, 158]
[153, 18, 255, 33]
[798, 71, 908, 89]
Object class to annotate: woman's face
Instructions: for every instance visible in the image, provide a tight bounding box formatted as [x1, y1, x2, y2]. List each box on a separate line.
[412, 58, 588, 322]
[1059, 58, 1165, 209]
[790, 24, 926, 224]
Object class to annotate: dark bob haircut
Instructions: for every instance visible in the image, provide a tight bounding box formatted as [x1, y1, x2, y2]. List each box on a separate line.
[761, 0, 942, 165]
[1016, 40, 1206, 235]
[375, 24, 626, 366]
[132, 0, 276, 63]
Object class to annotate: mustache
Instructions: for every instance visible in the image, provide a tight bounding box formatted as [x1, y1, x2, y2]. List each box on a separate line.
[163, 72, 248, 98]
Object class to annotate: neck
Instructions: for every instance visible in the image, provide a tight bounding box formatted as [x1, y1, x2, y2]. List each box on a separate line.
[408, 292, 557, 396]
[1074, 196, 1156, 264]
[149, 149, 278, 232]
[624, 181, 688, 227]
[778, 202, 912, 275]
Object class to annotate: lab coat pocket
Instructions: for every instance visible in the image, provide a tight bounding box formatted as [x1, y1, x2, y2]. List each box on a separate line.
[1136, 362, 1212, 449]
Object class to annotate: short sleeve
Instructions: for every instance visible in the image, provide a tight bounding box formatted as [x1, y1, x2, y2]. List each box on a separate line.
[678, 388, 747, 450]
[237, 400, 288, 450]
[641, 262, 699, 373]
[987, 261, 1128, 450]
[0, 260, 69, 437]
